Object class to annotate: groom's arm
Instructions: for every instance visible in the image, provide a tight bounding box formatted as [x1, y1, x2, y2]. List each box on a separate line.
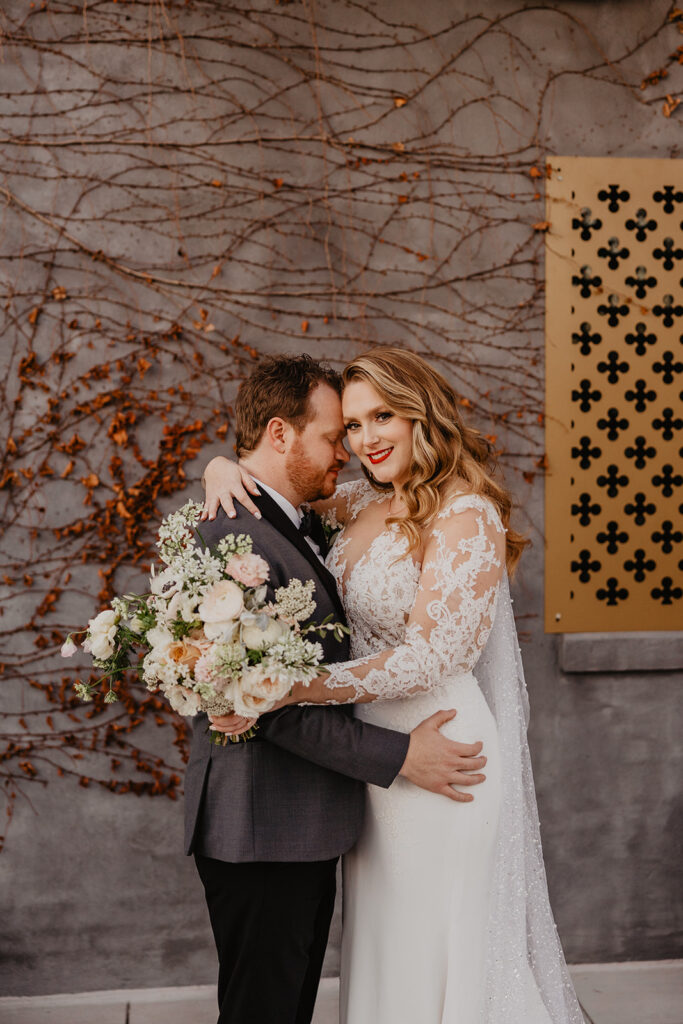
[257, 705, 409, 789]
[254, 706, 487, 802]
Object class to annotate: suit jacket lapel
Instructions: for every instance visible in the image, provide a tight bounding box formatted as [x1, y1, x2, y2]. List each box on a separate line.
[252, 490, 347, 622]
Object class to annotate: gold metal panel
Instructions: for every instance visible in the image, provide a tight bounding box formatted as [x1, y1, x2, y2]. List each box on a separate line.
[545, 156, 682, 632]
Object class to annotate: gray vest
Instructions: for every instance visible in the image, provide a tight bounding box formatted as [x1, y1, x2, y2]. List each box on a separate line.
[184, 491, 409, 862]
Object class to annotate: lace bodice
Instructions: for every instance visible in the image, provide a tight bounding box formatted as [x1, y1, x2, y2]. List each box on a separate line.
[325, 479, 506, 701]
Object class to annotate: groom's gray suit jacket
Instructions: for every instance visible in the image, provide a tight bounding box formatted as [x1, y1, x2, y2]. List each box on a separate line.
[184, 490, 410, 862]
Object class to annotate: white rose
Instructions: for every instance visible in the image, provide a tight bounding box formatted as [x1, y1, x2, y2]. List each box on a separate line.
[129, 617, 144, 633]
[203, 620, 239, 642]
[164, 684, 202, 717]
[167, 591, 200, 623]
[83, 610, 119, 661]
[241, 617, 287, 650]
[146, 625, 174, 657]
[198, 580, 244, 623]
[88, 632, 115, 661]
[88, 608, 118, 632]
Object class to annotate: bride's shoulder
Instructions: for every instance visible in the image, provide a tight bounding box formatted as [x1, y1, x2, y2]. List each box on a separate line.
[339, 477, 381, 519]
[435, 486, 505, 536]
[314, 476, 379, 526]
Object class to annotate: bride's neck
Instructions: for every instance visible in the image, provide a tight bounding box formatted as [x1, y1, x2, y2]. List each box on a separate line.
[387, 484, 407, 516]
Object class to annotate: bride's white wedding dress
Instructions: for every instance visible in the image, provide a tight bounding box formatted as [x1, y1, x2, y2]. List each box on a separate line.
[323, 479, 583, 1024]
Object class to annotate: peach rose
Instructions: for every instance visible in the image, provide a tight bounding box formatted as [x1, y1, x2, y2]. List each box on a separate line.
[232, 688, 277, 718]
[168, 638, 204, 671]
[239, 664, 290, 702]
[225, 553, 270, 588]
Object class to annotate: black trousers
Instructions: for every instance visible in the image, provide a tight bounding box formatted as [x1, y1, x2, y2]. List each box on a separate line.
[194, 853, 338, 1024]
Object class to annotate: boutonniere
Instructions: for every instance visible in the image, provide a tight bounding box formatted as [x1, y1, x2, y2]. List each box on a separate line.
[319, 509, 342, 550]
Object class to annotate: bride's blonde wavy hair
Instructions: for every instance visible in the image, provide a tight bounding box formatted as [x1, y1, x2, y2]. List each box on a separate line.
[342, 347, 529, 575]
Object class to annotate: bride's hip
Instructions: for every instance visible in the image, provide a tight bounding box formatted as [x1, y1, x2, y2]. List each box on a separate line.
[353, 671, 495, 738]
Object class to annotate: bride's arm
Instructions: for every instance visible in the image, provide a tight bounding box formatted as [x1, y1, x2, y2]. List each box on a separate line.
[200, 454, 365, 524]
[287, 497, 506, 706]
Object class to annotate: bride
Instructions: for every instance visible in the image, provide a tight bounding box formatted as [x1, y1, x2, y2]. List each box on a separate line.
[202, 347, 583, 1024]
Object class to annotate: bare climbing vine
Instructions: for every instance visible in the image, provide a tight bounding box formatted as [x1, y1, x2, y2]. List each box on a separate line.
[0, 0, 680, 848]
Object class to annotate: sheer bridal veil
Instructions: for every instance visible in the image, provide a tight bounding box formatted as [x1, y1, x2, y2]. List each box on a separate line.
[474, 574, 584, 1024]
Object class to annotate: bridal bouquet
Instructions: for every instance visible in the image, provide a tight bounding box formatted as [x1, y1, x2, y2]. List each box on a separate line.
[64, 500, 346, 742]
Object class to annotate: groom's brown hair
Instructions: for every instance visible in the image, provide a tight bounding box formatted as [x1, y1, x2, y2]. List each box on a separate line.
[234, 353, 342, 456]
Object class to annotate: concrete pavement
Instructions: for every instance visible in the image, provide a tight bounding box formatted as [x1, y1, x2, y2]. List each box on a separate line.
[0, 962, 681, 1024]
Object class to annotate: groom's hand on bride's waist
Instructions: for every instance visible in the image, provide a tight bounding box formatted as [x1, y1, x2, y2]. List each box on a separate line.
[399, 709, 486, 802]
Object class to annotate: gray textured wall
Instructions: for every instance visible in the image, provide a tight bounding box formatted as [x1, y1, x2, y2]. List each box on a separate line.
[1, 0, 681, 998]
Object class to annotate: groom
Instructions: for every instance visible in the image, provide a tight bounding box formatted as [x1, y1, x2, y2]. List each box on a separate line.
[186, 354, 488, 1024]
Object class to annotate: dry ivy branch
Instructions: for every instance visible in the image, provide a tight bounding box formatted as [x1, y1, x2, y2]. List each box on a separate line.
[0, 0, 680, 849]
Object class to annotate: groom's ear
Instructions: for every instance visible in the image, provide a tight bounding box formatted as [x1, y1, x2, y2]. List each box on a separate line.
[264, 416, 291, 454]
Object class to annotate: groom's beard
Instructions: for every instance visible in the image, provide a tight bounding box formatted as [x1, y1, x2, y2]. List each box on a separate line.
[285, 438, 341, 503]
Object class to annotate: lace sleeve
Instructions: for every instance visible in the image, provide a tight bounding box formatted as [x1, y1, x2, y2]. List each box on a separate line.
[312, 477, 376, 527]
[320, 495, 506, 702]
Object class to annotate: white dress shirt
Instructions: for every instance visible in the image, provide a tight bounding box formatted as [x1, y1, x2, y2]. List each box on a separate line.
[252, 477, 324, 564]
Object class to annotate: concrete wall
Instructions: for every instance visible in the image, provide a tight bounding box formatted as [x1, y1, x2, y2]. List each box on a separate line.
[0, 0, 681, 997]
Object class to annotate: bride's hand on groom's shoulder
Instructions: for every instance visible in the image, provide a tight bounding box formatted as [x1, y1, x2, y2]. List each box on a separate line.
[201, 456, 261, 522]
[399, 709, 487, 803]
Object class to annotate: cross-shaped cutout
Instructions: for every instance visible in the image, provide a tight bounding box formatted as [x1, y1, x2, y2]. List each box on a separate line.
[596, 406, 629, 441]
[624, 323, 657, 356]
[652, 237, 683, 271]
[625, 266, 657, 299]
[571, 492, 602, 525]
[651, 464, 682, 498]
[596, 576, 629, 605]
[571, 322, 602, 355]
[624, 492, 657, 525]
[596, 464, 629, 497]
[596, 520, 629, 554]
[597, 294, 630, 327]
[650, 577, 683, 605]
[597, 184, 630, 212]
[571, 378, 602, 412]
[624, 549, 656, 582]
[624, 378, 657, 412]
[652, 185, 683, 214]
[572, 207, 603, 241]
[652, 351, 682, 384]
[624, 435, 657, 468]
[571, 435, 602, 469]
[570, 549, 602, 583]
[625, 208, 657, 241]
[651, 520, 682, 554]
[597, 236, 630, 270]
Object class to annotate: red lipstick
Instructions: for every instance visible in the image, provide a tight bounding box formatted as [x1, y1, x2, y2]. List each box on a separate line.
[367, 447, 393, 465]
